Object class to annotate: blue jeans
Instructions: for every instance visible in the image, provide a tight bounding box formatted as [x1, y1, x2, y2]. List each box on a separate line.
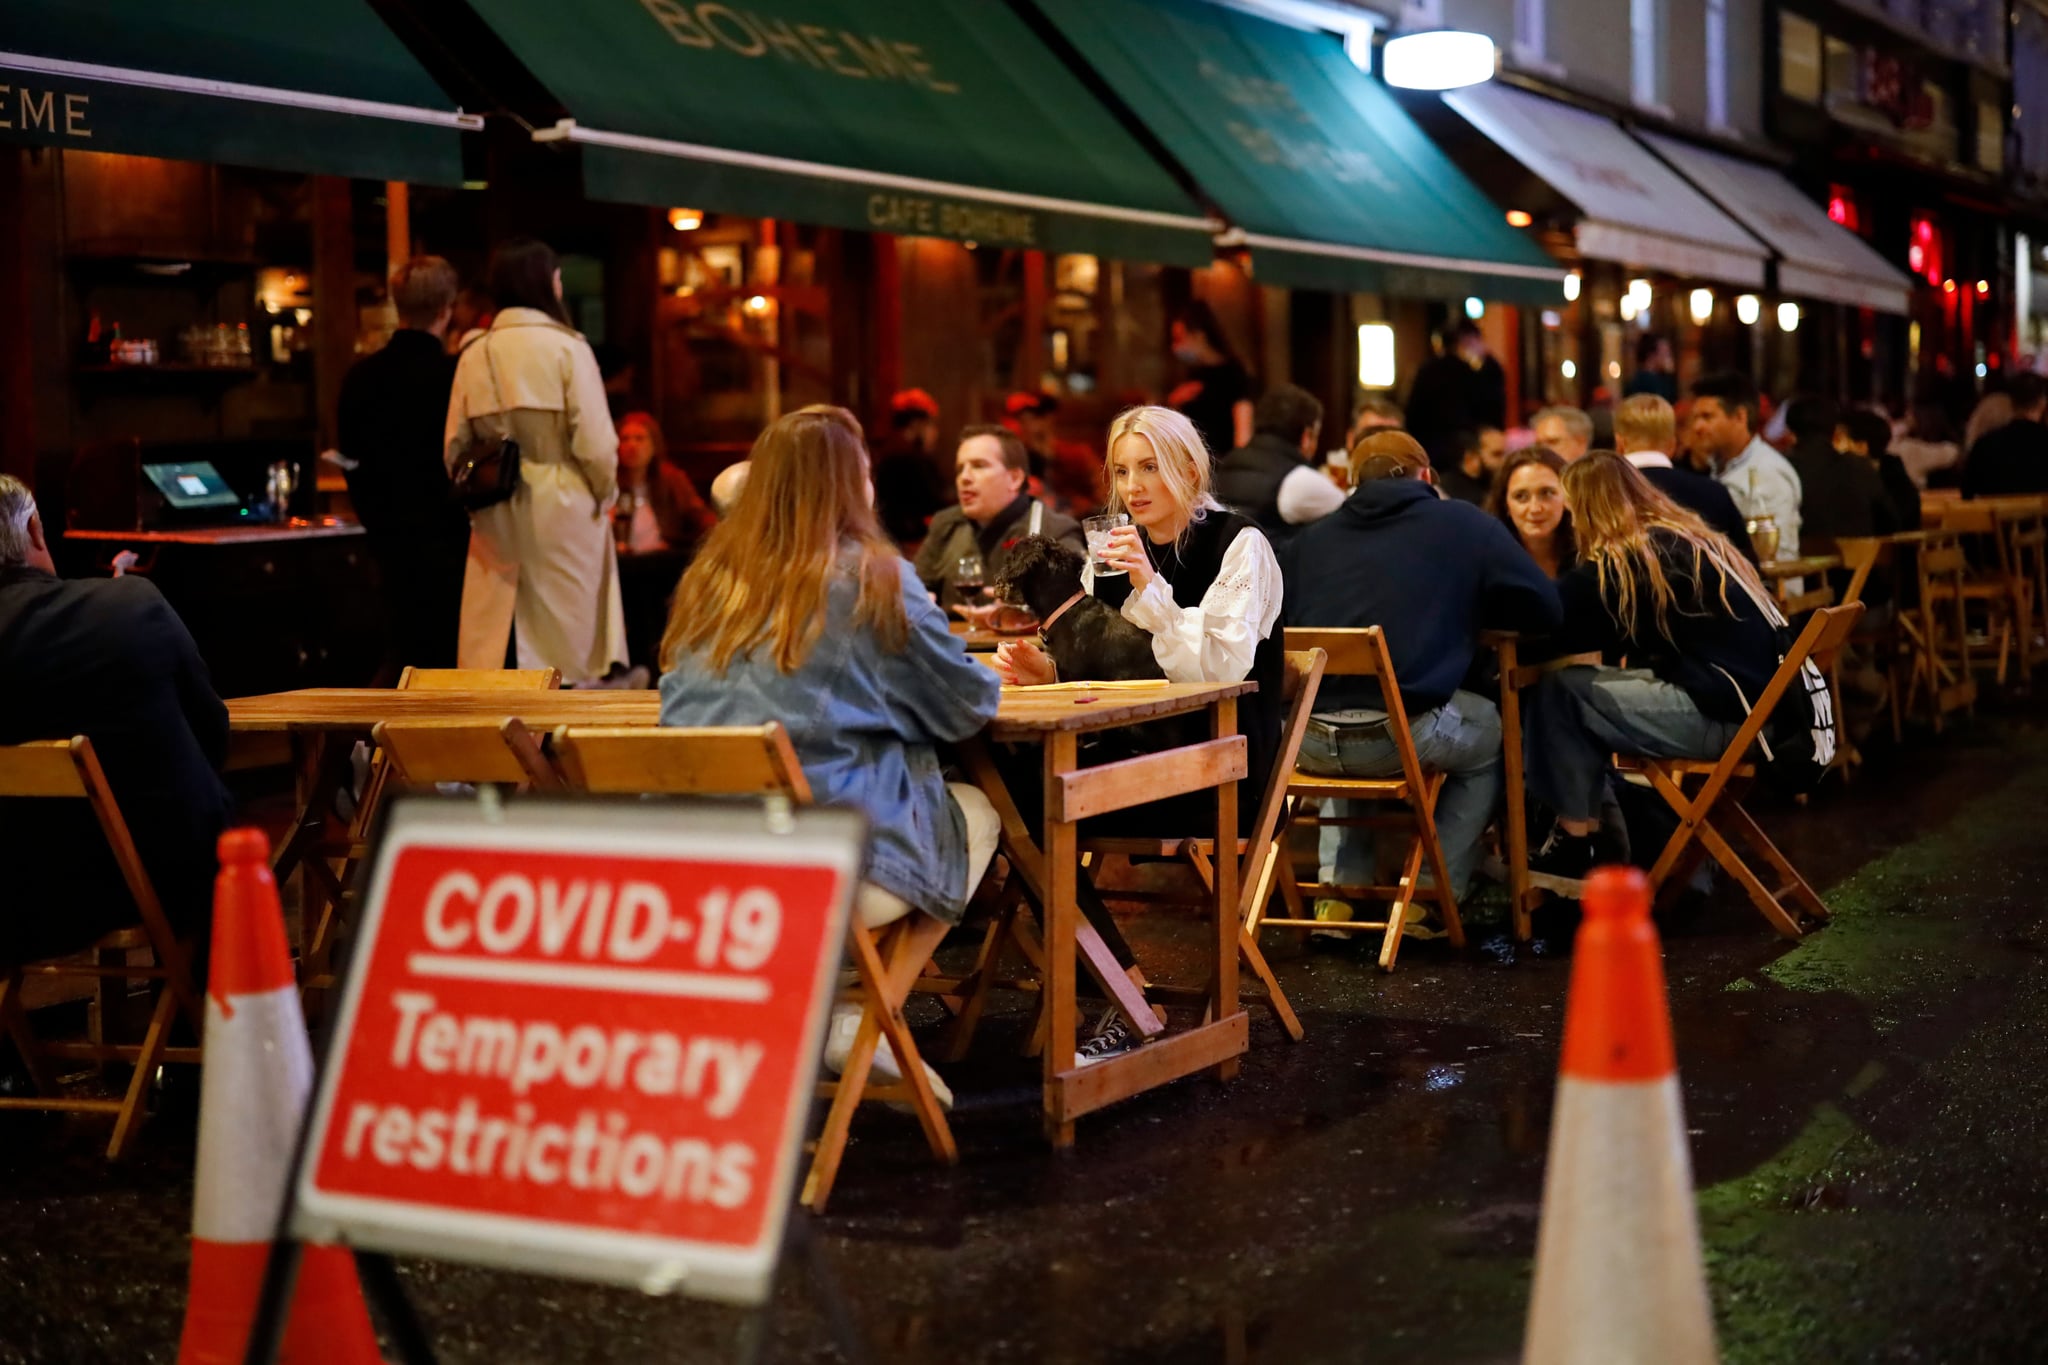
[1524, 667, 1741, 821]
[1296, 690, 1501, 900]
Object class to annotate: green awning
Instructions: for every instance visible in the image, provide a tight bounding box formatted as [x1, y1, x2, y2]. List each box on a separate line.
[1032, 0, 1564, 302]
[0, 1, 474, 184]
[464, 0, 1216, 264]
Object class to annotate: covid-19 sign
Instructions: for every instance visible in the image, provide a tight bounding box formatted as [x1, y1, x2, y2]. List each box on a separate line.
[292, 796, 861, 1305]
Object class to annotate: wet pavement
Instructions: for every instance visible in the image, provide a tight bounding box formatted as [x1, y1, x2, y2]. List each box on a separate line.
[6, 700, 2048, 1364]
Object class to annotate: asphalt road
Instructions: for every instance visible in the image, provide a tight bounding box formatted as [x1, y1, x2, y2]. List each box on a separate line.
[4, 698, 2046, 1364]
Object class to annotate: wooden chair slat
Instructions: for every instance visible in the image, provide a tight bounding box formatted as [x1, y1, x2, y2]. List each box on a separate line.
[0, 736, 203, 1158]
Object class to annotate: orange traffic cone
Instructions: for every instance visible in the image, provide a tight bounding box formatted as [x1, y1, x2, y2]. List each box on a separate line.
[1524, 867, 1717, 1364]
[177, 828, 381, 1365]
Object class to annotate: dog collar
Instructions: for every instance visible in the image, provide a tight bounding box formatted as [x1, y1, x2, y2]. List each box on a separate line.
[1037, 590, 1086, 639]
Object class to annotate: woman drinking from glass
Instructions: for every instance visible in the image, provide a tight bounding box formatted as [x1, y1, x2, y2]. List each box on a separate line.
[1488, 445, 1576, 578]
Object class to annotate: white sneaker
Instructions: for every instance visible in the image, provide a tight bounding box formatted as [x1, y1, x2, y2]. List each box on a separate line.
[822, 1006, 953, 1110]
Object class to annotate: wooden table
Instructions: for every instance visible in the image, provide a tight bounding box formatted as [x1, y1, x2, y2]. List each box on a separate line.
[946, 621, 1012, 652]
[1482, 634, 1602, 943]
[957, 680, 1253, 1145]
[228, 680, 1255, 1146]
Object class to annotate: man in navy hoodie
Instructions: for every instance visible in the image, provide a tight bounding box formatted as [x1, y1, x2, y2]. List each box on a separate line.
[1283, 431, 1563, 913]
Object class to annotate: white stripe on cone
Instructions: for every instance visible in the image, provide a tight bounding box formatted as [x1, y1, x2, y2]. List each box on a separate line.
[191, 985, 315, 1244]
[1523, 1075, 1717, 1364]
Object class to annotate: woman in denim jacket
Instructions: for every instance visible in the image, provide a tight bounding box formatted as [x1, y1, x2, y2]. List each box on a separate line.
[658, 406, 1001, 1102]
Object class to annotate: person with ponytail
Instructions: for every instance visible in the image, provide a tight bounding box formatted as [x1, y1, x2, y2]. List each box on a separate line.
[1523, 451, 1789, 892]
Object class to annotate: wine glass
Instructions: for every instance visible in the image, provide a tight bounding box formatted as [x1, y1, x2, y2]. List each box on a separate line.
[954, 553, 988, 607]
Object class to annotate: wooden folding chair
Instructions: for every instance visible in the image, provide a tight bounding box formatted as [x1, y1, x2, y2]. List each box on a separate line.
[1266, 628, 1465, 972]
[370, 718, 561, 792]
[2008, 500, 2048, 674]
[1832, 537, 1906, 749]
[0, 738, 205, 1157]
[303, 668, 565, 994]
[1902, 532, 1977, 730]
[551, 724, 955, 1212]
[1929, 503, 2026, 687]
[1617, 604, 1864, 939]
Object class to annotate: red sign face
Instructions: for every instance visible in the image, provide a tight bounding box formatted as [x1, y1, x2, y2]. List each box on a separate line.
[295, 803, 856, 1299]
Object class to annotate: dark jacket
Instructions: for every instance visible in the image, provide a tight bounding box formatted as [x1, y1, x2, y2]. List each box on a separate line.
[1557, 531, 1781, 724]
[912, 497, 1082, 607]
[1283, 479, 1562, 714]
[1876, 454, 1921, 532]
[337, 328, 468, 669]
[1962, 418, 2048, 499]
[1404, 352, 1506, 468]
[1634, 459, 1759, 562]
[1215, 432, 1312, 543]
[872, 442, 949, 547]
[1791, 439, 1898, 541]
[0, 567, 233, 962]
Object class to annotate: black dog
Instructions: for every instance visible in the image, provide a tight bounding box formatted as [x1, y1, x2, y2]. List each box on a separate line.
[997, 536, 1163, 683]
[996, 537, 1201, 758]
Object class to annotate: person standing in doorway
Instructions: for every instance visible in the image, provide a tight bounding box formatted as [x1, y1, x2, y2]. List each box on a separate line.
[338, 255, 468, 676]
[1168, 300, 1254, 457]
[872, 388, 949, 548]
[444, 237, 629, 684]
[1404, 320, 1507, 470]
[1624, 332, 1678, 402]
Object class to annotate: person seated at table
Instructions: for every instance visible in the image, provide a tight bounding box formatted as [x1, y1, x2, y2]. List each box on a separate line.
[1836, 409, 1920, 534]
[1962, 372, 2048, 499]
[915, 426, 1083, 612]
[1521, 453, 1794, 892]
[1214, 383, 1344, 543]
[614, 412, 715, 557]
[1690, 371, 1802, 566]
[1488, 445, 1576, 578]
[994, 405, 1285, 1064]
[1437, 425, 1506, 506]
[1613, 394, 1756, 560]
[995, 405, 1285, 820]
[708, 460, 749, 518]
[658, 407, 1001, 1100]
[1532, 406, 1594, 464]
[1784, 396, 1898, 543]
[1284, 431, 1561, 916]
[0, 475, 233, 965]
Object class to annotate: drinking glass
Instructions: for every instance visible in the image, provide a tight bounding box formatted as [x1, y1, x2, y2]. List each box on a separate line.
[1084, 512, 1131, 577]
[954, 553, 988, 606]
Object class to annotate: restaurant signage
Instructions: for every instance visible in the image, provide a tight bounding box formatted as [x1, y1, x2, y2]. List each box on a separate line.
[290, 796, 861, 1305]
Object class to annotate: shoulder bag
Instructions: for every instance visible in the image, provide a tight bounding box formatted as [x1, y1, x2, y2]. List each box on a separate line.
[450, 333, 522, 512]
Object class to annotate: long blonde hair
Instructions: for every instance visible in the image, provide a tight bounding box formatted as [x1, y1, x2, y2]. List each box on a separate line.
[660, 406, 905, 673]
[1103, 405, 1221, 546]
[1562, 451, 1766, 642]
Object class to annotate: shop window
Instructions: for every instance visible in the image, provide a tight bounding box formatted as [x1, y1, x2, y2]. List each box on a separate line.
[1630, 0, 1667, 111]
[1780, 12, 1823, 103]
[1976, 97, 2005, 173]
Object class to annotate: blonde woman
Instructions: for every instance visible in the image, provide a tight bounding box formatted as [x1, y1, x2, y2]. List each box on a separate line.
[659, 406, 1000, 1100]
[1523, 452, 1795, 892]
[995, 405, 1283, 1063]
[995, 404, 1285, 801]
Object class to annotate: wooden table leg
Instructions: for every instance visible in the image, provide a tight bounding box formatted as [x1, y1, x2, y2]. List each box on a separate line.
[1042, 731, 1078, 1147]
[1210, 699, 1239, 1080]
[954, 739, 1163, 1039]
[1495, 639, 1535, 943]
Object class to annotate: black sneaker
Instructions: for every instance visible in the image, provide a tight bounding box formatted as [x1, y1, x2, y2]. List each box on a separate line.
[1527, 828, 1600, 897]
[1075, 1011, 1141, 1068]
